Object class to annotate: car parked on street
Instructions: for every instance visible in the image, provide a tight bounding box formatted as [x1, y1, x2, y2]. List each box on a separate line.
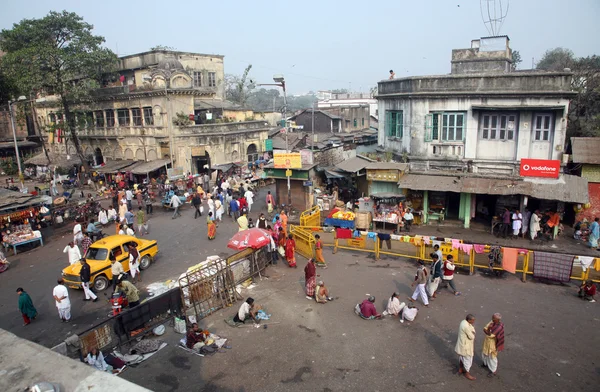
[62, 235, 158, 291]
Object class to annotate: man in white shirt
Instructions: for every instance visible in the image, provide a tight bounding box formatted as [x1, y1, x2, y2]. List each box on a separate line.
[244, 189, 254, 212]
[221, 180, 230, 191]
[53, 279, 71, 322]
[73, 222, 83, 247]
[170, 193, 182, 219]
[233, 297, 256, 324]
[207, 197, 215, 218]
[403, 209, 414, 232]
[125, 188, 134, 211]
[63, 241, 82, 265]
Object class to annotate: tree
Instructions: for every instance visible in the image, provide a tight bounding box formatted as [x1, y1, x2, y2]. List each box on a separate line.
[0, 11, 117, 170]
[511, 50, 522, 71]
[536, 48, 576, 71]
[568, 55, 600, 137]
[225, 64, 253, 107]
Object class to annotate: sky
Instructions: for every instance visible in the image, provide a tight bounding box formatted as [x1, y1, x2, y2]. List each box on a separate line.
[2, 0, 600, 95]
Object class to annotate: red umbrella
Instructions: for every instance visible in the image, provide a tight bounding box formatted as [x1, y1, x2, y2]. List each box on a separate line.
[227, 228, 272, 250]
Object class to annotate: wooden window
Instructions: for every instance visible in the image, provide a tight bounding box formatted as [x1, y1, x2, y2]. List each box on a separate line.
[442, 113, 464, 141]
[533, 113, 553, 141]
[143, 107, 153, 125]
[117, 109, 130, 126]
[94, 111, 104, 128]
[208, 72, 216, 87]
[385, 111, 403, 138]
[481, 113, 517, 140]
[193, 72, 202, 87]
[131, 108, 142, 126]
[105, 110, 115, 127]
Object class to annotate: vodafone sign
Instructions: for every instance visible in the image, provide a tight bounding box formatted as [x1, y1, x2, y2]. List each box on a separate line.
[519, 158, 560, 179]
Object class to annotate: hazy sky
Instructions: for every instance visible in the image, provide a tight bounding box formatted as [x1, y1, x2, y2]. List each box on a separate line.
[2, 0, 599, 94]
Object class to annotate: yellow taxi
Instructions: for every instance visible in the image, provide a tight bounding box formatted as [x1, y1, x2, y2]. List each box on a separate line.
[62, 235, 158, 291]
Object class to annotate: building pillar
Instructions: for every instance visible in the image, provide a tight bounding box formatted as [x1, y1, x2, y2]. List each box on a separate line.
[463, 193, 471, 229]
[423, 190, 429, 224]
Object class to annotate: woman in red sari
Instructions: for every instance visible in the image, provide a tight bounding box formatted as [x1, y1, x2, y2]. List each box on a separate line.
[207, 211, 217, 240]
[304, 258, 317, 299]
[285, 234, 296, 268]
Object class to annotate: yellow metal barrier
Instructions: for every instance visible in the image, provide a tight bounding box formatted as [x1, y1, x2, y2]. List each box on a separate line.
[290, 225, 315, 260]
[300, 206, 321, 228]
[334, 234, 379, 255]
[470, 245, 529, 282]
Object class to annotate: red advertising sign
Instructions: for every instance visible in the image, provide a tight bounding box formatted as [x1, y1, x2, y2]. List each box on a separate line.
[519, 159, 560, 178]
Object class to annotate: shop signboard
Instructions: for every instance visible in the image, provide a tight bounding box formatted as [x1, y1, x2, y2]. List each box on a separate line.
[191, 146, 205, 157]
[367, 169, 399, 182]
[265, 139, 273, 152]
[167, 167, 184, 179]
[519, 159, 560, 179]
[264, 168, 309, 180]
[300, 149, 313, 165]
[273, 151, 302, 169]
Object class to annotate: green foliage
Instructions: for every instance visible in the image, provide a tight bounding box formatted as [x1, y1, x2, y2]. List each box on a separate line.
[0, 157, 19, 176]
[172, 111, 192, 126]
[0, 11, 118, 166]
[511, 50, 522, 71]
[536, 48, 575, 71]
[225, 64, 253, 107]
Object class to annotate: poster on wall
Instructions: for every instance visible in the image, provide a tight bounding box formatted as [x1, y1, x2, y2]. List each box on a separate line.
[519, 159, 560, 179]
[273, 151, 302, 169]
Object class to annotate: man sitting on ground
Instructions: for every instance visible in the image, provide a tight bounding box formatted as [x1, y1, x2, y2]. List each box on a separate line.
[578, 280, 597, 303]
[186, 323, 209, 351]
[401, 304, 418, 323]
[233, 297, 258, 324]
[315, 281, 333, 304]
[358, 296, 381, 319]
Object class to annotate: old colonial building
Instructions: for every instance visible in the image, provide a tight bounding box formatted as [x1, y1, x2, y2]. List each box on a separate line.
[377, 36, 588, 228]
[30, 50, 271, 174]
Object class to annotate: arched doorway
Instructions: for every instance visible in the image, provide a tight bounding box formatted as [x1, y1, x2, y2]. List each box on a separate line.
[247, 143, 258, 163]
[195, 151, 211, 174]
[94, 148, 104, 165]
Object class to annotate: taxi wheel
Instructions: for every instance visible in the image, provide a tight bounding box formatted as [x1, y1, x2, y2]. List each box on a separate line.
[140, 255, 151, 270]
[93, 276, 109, 291]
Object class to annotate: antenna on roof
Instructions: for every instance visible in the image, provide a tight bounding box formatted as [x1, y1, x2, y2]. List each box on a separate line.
[480, 0, 509, 36]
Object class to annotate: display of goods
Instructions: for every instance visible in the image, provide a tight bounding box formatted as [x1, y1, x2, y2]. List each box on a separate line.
[332, 211, 355, 221]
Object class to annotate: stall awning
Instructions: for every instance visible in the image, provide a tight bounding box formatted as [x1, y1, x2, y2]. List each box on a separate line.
[335, 156, 373, 173]
[0, 141, 38, 149]
[323, 168, 346, 179]
[398, 173, 589, 204]
[128, 159, 170, 175]
[95, 159, 136, 173]
[25, 152, 81, 167]
[0, 188, 46, 213]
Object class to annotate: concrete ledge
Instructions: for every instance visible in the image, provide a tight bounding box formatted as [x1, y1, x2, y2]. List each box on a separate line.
[0, 329, 151, 392]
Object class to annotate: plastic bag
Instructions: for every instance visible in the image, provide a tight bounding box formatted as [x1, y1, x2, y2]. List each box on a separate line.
[278, 246, 285, 256]
[174, 317, 186, 334]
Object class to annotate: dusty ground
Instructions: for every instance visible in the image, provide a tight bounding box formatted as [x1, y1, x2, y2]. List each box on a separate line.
[121, 249, 600, 392]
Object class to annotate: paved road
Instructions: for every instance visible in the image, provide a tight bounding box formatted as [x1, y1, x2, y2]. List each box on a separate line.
[0, 186, 273, 348]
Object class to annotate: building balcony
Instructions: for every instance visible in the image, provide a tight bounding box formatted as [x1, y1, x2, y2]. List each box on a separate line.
[178, 120, 270, 136]
[76, 126, 168, 139]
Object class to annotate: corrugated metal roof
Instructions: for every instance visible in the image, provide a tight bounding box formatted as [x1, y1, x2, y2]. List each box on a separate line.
[365, 162, 409, 171]
[0, 188, 46, 212]
[397, 173, 589, 203]
[25, 152, 81, 167]
[128, 159, 170, 175]
[571, 137, 600, 164]
[334, 156, 373, 173]
[95, 159, 136, 173]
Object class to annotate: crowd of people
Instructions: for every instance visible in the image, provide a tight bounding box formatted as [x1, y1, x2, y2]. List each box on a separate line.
[498, 207, 562, 241]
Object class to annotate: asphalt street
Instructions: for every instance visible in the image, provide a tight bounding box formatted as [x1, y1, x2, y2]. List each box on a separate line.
[1, 186, 599, 392]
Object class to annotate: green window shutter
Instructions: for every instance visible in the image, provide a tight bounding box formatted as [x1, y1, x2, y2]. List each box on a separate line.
[432, 114, 439, 140]
[354, 118, 357, 127]
[424, 114, 433, 142]
[396, 112, 403, 138]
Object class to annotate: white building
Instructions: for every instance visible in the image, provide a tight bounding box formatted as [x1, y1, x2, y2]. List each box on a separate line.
[376, 36, 588, 228]
[319, 92, 378, 119]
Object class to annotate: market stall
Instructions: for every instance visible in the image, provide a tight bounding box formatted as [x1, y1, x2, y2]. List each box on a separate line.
[324, 208, 356, 229]
[0, 188, 48, 254]
[370, 193, 406, 232]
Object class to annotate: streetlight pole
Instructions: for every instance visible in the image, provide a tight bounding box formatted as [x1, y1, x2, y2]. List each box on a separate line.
[8, 97, 26, 190]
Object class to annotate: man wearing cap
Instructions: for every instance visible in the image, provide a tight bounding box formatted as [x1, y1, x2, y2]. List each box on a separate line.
[409, 260, 429, 306]
[359, 296, 381, 319]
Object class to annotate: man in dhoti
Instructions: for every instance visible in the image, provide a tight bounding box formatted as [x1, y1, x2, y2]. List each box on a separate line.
[482, 313, 505, 377]
[455, 314, 476, 380]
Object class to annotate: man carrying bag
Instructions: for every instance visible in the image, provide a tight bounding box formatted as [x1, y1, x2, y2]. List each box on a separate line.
[427, 253, 443, 299]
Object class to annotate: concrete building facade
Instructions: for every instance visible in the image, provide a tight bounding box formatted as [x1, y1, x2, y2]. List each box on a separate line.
[376, 36, 588, 228]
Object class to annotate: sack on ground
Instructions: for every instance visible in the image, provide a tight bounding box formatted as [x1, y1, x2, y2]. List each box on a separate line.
[354, 303, 361, 316]
[174, 317, 186, 334]
[278, 246, 285, 256]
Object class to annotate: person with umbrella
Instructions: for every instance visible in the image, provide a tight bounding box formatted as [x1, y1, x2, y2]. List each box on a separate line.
[17, 287, 37, 326]
[285, 234, 297, 268]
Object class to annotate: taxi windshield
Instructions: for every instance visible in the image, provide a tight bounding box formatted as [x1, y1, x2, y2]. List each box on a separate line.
[86, 247, 108, 261]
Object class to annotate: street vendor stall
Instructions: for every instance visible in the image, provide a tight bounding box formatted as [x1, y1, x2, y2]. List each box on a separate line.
[371, 193, 406, 232]
[324, 208, 356, 229]
[0, 188, 47, 254]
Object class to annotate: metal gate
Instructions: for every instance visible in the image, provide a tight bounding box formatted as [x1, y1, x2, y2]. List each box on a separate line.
[290, 224, 315, 260]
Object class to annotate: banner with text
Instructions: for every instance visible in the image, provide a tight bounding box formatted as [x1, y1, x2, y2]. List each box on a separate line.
[519, 158, 560, 178]
[273, 152, 302, 169]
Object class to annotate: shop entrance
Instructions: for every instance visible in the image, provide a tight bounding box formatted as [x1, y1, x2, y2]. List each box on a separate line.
[194, 152, 211, 174]
[446, 192, 461, 219]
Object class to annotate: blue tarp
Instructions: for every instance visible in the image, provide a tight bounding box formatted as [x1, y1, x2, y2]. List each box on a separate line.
[324, 218, 355, 229]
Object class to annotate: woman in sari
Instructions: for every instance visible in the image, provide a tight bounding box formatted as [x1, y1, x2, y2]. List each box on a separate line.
[207, 211, 217, 240]
[285, 234, 296, 268]
[314, 234, 327, 268]
[280, 210, 288, 235]
[589, 217, 599, 249]
[304, 258, 317, 299]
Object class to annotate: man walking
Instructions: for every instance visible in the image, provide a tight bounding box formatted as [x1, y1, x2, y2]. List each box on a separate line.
[482, 313, 505, 377]
[427, 253, 443, 299]
[192, 192, 202, 219]
[63, 241, 82, 265]
[79, 259, 98, 302]
[53, 279, 71, 322]
[136, 207, 149, 236]
[409, 260, 429, 306]
[125, 188, 133, 211]
[501, 207, 511, 238]
[17, 287, 37, 326]
[110, 254, 125, 291]
[203, 172, 210, 191]
[170, 193, 182, 219]
[230, 196, 240, 221]
[455, 314, 476, 380]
